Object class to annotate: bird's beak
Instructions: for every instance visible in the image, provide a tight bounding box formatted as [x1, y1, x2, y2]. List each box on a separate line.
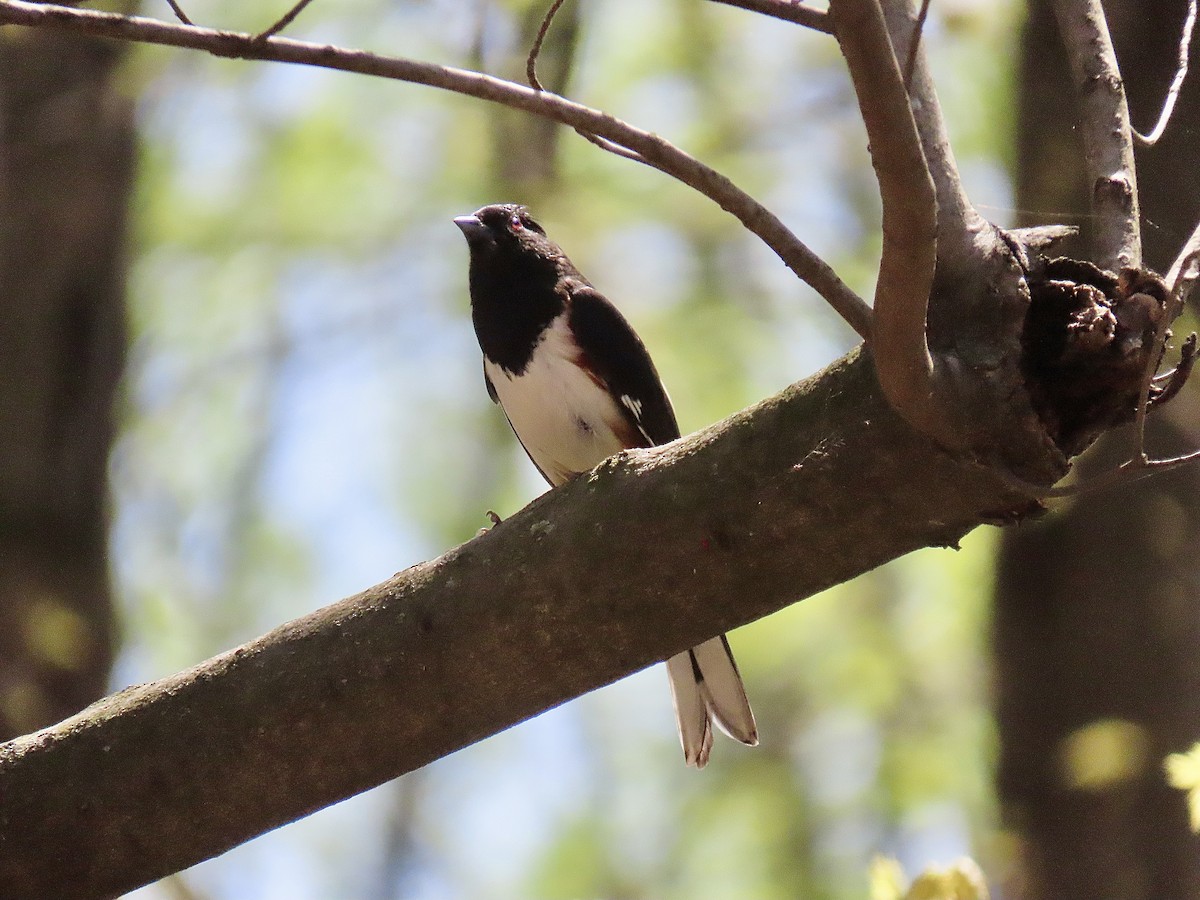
[453, 214, 487, 242]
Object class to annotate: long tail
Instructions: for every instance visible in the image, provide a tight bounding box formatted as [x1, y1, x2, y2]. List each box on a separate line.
[665, 635, 757, 768]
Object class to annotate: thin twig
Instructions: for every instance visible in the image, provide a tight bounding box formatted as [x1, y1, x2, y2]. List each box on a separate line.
[706, 0, 832, 33]
[1134, 224, 1200, 460]
[525, 1, 648, 164]
[902, 0, 931, 90]
[573, 128, 647, 163]
[1148, 332, 1197, 408]
[0, 0, 874, 338]
[526, 0, 566, 91]
[831, 0, 943, 437]
[993, 447, 1200, 500]
[1133, 298, 1170, 463]
[1136, 224, 1200, 460]
[254, 0, 317, 41]
[1133, 0, 1196, 146]
[1052, 0, 1141, 270]
[525, 0, 647, 163]
[1166, 219, 1200, 301]
[163, 0, 191, 25]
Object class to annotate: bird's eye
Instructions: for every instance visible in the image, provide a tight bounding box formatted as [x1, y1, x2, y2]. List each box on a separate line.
[509, 215, 524, 232]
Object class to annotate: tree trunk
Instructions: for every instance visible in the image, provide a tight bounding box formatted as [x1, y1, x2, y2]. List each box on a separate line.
[997, 1, 1200, 896]
[0, 31, 133, 740]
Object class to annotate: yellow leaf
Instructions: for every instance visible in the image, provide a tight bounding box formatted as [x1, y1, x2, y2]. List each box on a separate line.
[1165, 744, 1200, 832]
[1061, 719, 1149, 790]
[869, 856, 907, 900]
[905, 858, 989, 900]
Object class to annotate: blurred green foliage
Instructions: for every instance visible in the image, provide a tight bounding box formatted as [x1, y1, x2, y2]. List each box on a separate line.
[112, 1, 1023, 897]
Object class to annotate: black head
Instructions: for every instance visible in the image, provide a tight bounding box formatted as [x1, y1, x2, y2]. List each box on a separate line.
[453, 203, 556, 263]
[455, 204, 575, 373]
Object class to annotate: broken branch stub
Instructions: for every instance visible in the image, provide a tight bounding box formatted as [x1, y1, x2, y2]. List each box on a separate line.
[1020, 258, 1179, 457]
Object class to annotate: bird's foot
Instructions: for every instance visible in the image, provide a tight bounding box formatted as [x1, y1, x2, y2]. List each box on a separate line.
[476, 510, 503, 537]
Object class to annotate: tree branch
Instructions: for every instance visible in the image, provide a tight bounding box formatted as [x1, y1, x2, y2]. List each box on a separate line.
[254, 0, 317, 41]
[901, 0, 932, 87]
[526, 0, 567, 91]
[830, 0, 944, 440]
[0, 7, 1165, 896]
[1132, 0, 1196, 146]
[878, 0, 985, 270]
[1052, 0, 1141, 270]
[1167, 219, 1200, 300]
[163, 0, 192, 26]
[0, 0, 872, 338]
[706, 0, 832, 33]
[0, 349, 1055, 900]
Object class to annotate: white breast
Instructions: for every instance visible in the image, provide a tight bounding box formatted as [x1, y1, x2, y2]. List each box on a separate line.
[486, 315, 628, 487]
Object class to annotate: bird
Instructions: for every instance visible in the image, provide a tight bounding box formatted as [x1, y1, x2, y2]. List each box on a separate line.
[454, 202, 757, 768]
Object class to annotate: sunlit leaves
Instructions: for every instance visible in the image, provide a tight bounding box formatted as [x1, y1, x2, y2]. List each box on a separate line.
[1060, 719, 1151, 791]
[870, 856, 989, 900]
[1165, 744, 1200, 832]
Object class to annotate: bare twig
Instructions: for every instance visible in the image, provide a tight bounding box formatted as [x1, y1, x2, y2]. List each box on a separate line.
[1052, 0, 1141, 270]
[1166, 219, 1200, 302]
[254, 0, 317, 40]
[573, 128, 647, 163]
[0, 0, 873, 338]
[1132, 288, 1171, 463]
[1148, 332, 1197, 408]
[902, 0, 932, 89]
[523, 0, 644, 165]
[995, 444, 1200, 500]
[706, 0, 832, 33]
[1127, 225, 1200, 462]
[1133, 0, 1196, 146]
[526, 0, 566, 91]
[831, 0, 944, 437]
[163, 0, 191, 25]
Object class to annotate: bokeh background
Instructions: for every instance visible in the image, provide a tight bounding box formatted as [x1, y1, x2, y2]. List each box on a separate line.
[2, 0, 1198, 897]
[121, 2, 1011, 894]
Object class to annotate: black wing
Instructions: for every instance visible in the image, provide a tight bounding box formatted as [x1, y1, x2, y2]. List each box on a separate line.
[567, 285, 680, 447]
[483, 364, 499, 404]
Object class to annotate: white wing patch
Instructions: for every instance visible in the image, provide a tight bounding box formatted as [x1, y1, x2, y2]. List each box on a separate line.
[485, 314, 628, 487]
[620, 394, 654, 445]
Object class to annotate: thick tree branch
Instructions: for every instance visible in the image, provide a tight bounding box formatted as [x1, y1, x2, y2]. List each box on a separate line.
[1052, 0, 1141, 269]
[879, 0, 986, 271]
[830, 0, 943, 440]
[0, 349, 1057, 900]
[0, 0, 872, 337]
[0, 4, 1170, 897]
